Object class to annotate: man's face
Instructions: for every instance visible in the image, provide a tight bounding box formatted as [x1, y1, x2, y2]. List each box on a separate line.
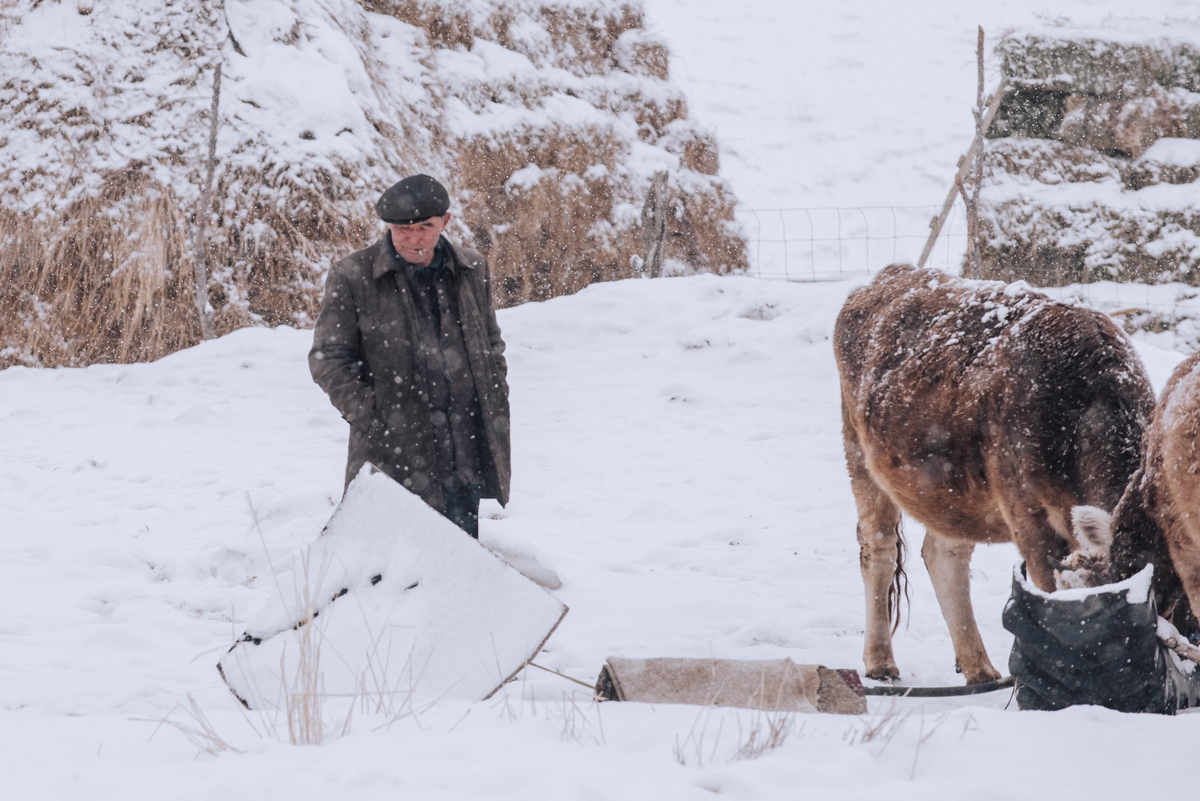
[388, 213, 451, 267]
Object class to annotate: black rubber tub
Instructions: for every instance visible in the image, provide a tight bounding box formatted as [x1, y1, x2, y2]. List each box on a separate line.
[1003, 561, 1200, 714]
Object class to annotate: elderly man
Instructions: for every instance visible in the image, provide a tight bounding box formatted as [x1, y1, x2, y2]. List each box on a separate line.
[309, 174, 510, 537]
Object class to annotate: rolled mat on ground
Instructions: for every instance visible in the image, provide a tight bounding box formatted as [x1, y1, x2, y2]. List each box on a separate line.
[217, 465, 567, 711]
[594, 657, 867, 715]
[1003, 562, 1200, 714]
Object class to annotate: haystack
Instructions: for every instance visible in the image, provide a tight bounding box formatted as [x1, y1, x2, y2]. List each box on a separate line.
[980, 18, 1200, 286]
[0, 0, 746, 367]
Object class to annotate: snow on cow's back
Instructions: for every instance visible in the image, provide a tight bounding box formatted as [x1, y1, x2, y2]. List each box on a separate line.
[834, 264, 1154, 471]
[835, 264, 1069, 382]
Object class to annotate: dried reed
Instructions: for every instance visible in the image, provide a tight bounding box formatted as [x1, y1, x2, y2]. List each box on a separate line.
[282, 548, 327, 746]
[732, 709, 797, 761]
[0, 171, 195, 367]
[140, 693, 244, 757]
[0, 161, 376, 368]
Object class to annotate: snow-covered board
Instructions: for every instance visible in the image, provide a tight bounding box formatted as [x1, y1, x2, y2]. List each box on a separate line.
[217, 465, 568, 711]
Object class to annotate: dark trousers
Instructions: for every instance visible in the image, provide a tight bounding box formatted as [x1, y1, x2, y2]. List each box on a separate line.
[442, 479, 483, 538]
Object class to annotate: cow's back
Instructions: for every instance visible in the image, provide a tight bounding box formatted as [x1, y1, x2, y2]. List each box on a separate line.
[836, 263, 1153, 538]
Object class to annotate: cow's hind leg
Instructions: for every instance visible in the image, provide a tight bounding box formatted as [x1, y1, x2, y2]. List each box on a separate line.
[921, 532, 1001, 684]
[844, 428, 904, 681]
[855, 493, 904, 682]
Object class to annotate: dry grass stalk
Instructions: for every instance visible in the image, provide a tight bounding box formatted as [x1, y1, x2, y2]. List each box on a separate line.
[488, 671, 605, 746]
[0, 160, 376, 368]
[140, 693, 243, 757]
[552, 690, 605, 745]
[137, 493, 437, 753]
[283, 549, 326, 746]
[673, 707, 724, 767]
[909, 708, 950, 780]
[0, 172, 196, 367]
[732, 709, 798, 761]
[729, 668, 801, 761]
[844, 700, 911, 749]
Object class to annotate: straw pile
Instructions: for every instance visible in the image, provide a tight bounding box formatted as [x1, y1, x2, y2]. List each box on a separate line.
[980, 19, 1200, 285]
[0, 0, 745, 367]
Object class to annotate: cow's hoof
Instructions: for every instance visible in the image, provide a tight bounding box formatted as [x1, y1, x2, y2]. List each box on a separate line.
[865, 664, 900, 683]
[964, 666, 1003, 685]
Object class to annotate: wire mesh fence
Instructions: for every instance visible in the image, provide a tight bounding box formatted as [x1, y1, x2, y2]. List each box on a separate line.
[737, 202, 969, 282]
[734, 199, 1200, 353]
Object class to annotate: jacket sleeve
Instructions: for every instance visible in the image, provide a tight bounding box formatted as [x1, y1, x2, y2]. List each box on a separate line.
[479, 256, 508, 380]
[308, 267, 376, 427]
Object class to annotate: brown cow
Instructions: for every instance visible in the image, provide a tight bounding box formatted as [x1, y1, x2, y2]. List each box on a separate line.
[835, 264, 1154, 683]
[1057, 352, 1200, 637]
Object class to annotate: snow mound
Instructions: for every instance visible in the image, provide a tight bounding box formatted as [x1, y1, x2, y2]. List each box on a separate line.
[217, 465, 567, 710]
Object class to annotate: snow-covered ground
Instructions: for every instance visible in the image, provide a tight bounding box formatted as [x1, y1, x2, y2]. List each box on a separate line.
[2, 273, 1196, 799]
[10, 1, 1200, 798]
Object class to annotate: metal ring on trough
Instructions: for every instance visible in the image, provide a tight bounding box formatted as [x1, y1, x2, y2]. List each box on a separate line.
[862, 676, 1015, 697]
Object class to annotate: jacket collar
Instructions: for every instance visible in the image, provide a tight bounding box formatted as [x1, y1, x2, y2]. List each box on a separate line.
[371, 233, 475, 281]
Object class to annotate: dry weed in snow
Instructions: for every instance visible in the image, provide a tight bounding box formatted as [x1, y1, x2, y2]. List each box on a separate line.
[673, 705, 800, 767]
[141, 694, 244, 757]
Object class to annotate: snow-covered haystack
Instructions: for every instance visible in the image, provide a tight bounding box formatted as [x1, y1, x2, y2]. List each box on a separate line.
[0, 0, 745, 368]
[981, 18, 1200, 285]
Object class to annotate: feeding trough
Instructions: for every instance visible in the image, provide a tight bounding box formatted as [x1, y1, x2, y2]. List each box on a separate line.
[1004, 562, 1200, 714]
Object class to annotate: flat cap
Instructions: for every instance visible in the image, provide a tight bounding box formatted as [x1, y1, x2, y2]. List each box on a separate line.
[376, 174, 450, 224]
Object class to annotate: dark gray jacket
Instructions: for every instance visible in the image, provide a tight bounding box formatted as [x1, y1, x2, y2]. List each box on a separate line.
[309, 234, 511, 509]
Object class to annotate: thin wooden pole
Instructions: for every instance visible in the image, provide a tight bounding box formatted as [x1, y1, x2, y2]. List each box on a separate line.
[640, 170, 668, 278]
[962, 26, 987, 279]
[193, 63, 222, 340]
[917, 76, 1007, 269]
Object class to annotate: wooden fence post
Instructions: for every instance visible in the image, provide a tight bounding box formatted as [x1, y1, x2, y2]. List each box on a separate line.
[193, 63, 222, 341]
[957, 26, 988, 280]
[641, 170, 668, 278]
[917, 74, 1007, 270]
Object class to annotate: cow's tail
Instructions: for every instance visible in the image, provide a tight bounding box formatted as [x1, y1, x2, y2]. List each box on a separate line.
[889, 522, 910, 634]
